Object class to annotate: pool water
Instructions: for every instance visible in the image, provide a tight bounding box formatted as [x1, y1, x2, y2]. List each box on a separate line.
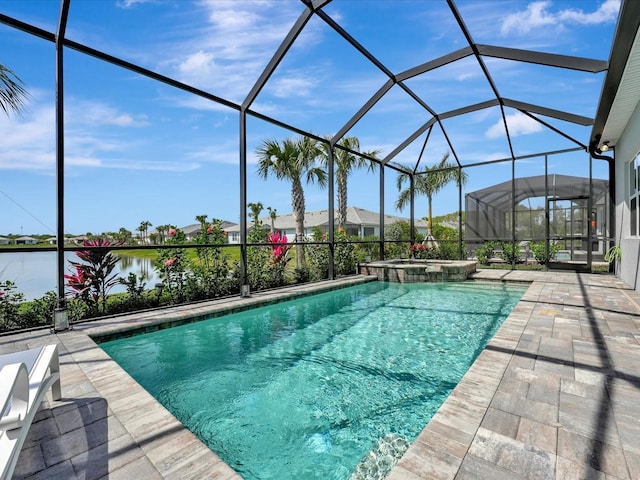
[101, 281, 526, 480]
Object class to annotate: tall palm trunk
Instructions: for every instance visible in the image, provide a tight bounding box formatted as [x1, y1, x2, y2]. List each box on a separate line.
[337, 170, 348, 228]
[427, 193, 433, 235]
[291, 177, 306, 268]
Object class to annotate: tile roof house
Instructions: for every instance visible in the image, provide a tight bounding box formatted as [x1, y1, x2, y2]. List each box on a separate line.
[225, 207, 428, 244]
[14, 236, 38, 245]
[179, 221, 237, 242]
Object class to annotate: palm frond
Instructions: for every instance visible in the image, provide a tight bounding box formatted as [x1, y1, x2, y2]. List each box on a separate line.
[0, 64, 29, 117]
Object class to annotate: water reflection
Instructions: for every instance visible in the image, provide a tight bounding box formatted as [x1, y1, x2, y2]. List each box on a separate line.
[0, 251, 160, 300]
[119, 254, 155, 280]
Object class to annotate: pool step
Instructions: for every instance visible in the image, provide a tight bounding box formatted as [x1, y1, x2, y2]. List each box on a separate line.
[349, 433, 410, 480]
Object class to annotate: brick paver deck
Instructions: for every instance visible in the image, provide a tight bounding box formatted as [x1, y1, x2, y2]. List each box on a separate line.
[3, 271, 639, 479]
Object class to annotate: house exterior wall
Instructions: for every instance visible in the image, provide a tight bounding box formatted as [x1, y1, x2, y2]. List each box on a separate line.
[615, 99, 640, 291]
[226, 223, 428, 244]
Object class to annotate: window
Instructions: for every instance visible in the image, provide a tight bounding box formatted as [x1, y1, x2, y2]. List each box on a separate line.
[629, 151, 640, 236]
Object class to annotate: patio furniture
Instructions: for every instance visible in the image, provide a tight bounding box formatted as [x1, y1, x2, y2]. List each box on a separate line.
[0, 344, 61, 480]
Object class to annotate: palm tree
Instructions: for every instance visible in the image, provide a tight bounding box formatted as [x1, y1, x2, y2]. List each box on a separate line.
[256, 136, 327, 268]
[115, 227, 132, 244]
[195, 214, 208, 227]
[0, 64, 28, 117]
[267, 206, 277, 232]
[138, 220, 152, 244]
[322, 137, 381, 229]
[395, 152, 467, 243]
[157, 224, 171, 244]
[247, 202, 264, 228]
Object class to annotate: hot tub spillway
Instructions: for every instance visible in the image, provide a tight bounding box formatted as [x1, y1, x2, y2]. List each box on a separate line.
[357, 259, 477, 283]
[425, 262, 445, 282]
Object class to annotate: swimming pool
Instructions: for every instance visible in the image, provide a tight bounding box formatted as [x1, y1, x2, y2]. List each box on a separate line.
[100, 281, 526, 480]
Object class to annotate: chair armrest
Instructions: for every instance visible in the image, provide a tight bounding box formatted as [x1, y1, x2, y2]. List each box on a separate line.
[0, 363, 29, 432]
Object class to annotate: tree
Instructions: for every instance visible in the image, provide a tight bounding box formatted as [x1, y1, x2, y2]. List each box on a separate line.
[114, 227, 133, 244]
[247, 202, 264, 230]
[267, 206, 277, 232]
[395, 152, 467, 241]
[322, 137, 380, 228]
[138, 220, 152, 244]
[195, 214, 208, 227]
[156, 224, 169, 244]
[136, 224, 145, 244]
[0, 64, 28, 117]
[256, 136, 327, 268]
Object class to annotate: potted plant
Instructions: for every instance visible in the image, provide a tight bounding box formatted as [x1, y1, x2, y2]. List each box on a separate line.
[604, 244, 622, 274]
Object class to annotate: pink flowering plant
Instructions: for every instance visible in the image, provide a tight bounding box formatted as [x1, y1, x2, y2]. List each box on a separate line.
[65, 238, 124, 314]
[189, 217, 235, 298]
[409, 243, 430, 259]
[267, 231, 292, 286]
[268, 231, 291, 266]
[155, 227, 188, 303]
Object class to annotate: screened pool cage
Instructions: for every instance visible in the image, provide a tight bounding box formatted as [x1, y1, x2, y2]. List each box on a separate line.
[0, 0, 618, 327]
[465, 171, 612, 270]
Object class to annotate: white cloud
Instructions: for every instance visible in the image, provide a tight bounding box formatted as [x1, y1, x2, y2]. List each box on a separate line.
[501, 0, 620, 35]
[189, 146, 239, 165]
[0, 105, 56, 171]
[99, 159, 201, 172]
[116, 0, 155, 9]
[0, 98, 200, 173]
[558, 0, 620, 24]
[178, 51, 216, 80]
[485, 112, 542, 139]
[68, 100, 150, 128]
[166, 0, 308, 103]
[457, 72, 476, 82]
[269, 75, 316, 98]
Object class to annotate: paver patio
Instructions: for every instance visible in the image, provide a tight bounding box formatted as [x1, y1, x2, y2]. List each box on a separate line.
[3, 271, 639, 479]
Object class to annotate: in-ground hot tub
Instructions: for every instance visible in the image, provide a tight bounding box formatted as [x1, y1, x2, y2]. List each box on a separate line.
[358, 258, 478, 283]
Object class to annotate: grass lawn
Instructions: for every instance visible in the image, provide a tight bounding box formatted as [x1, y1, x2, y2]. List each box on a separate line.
[119, 245, 242, 264]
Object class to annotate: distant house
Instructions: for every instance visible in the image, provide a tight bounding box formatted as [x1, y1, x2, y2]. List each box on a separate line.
[46, 237, 57, 244]
[0, 236, 10, 245]
[224, 206, 428, 244]
[150, 221, 238, 243]
[15, 236, 38, 245]
[71, 236, 88, 244]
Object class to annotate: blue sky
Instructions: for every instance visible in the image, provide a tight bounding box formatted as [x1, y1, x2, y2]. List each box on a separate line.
[0, 0, 620, 236]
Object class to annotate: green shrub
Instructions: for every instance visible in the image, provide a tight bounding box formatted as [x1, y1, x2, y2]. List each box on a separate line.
[334, 229, 357, 276]
[0, 280, 25, 330]
[293, 265, 311, 283]
[499, 241, 521, 264]
[18, 291, 56, 329]
[475, 241, 496, 265]
[354, 235, 380, 262]
[529, 241, 561, 264]
[305, 243, 329, 281]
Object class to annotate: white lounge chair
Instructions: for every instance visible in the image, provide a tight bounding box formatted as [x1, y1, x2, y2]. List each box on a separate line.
[0, 344, 61, 480]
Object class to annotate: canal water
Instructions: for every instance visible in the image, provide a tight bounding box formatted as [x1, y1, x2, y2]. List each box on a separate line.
[0, 251, 160, 300]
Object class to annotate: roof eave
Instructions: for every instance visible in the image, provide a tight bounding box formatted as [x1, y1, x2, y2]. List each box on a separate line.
[590, 0, 640, 148]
